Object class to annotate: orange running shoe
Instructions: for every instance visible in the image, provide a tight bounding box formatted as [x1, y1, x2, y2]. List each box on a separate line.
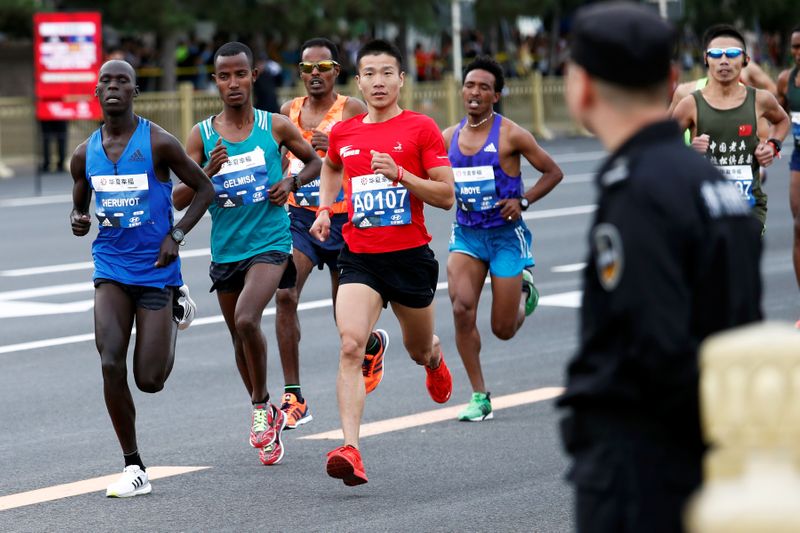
[326, 445, 368, 486]
[281, 393, 312, 430]
[425, 352, 452, 404]
[362, 329, 389, 394]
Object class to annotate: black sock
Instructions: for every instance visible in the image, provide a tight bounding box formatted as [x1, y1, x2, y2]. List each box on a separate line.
[284, 385, 303, 403]
[252, 393, 270, 406]
[365, 332, 381, 356]
[123, 450, 145, 471]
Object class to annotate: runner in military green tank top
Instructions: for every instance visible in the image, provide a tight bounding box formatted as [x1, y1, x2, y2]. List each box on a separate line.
[672, 26, 789, 233]
[692, 86, 766, 224]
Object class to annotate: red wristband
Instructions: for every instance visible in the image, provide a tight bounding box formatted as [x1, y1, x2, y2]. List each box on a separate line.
[316, 206, 333, 218]
[393, 166, 404, 186]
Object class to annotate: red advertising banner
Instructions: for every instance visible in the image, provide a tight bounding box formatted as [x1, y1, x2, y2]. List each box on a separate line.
[34, 12, 102, 120]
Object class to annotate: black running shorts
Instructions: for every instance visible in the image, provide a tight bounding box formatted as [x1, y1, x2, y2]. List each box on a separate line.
[209, 251, 297, 293]
[337, 244, 439, 309]
[94, 278, 173, 310]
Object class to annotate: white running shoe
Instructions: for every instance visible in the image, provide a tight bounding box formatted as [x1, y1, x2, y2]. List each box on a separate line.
[174, 284, 196, 330]
[106, 465, 151, 498]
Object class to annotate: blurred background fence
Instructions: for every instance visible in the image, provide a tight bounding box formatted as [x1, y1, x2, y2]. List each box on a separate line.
[0, 73, 581, 168]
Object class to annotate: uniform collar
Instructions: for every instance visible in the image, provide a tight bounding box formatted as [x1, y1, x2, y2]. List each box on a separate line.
[596, 120, 681, 188]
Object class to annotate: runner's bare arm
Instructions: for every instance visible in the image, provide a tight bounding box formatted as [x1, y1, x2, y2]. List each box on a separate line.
[152, 125, 214, 267]
[758, 89, 790, 142]
[342, 97, 368, 120]
[776, 69, 791, 111]
[744, 63, 778, 97]
[173, 125, 214, 211]
[271, 114, 322, 205]
[69, 142, 92, 237]
[512, 123, 563, 204]
[441, 126, 455, 148]
[667, 81, 693, 115]
[369, 149, 454, 210]
[309, 156, 345, 242]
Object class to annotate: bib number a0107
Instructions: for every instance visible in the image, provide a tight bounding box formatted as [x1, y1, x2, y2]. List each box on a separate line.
[350, 173, 411, 229]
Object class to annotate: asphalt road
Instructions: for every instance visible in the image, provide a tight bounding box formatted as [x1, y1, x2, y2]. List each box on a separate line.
[0, 136, 797, 532]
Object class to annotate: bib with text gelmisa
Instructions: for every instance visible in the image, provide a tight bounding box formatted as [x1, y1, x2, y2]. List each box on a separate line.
[92, 173, 150, 228]
[212, 147, 269, 208]
[350, 174, 411, 229]
[453, 165, 497, 212]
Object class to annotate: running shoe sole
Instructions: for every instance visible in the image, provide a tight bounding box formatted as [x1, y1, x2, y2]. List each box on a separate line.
[458, 411, 494, 422]
[285, 413, 313, 430]
[326, 455, 368, 486]
[106, 481, 152, 498]
[260, 413, 287, 465]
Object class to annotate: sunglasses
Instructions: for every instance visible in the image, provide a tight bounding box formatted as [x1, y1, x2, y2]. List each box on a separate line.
[298, 60, 339, 73]
[706, 47, 744, 59]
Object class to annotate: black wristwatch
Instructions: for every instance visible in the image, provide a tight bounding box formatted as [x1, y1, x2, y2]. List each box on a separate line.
[292, 175, 302, 192]
[519, 197, 530, 211]
[170, 227, 186, 246]
[767, 138, 782, 155]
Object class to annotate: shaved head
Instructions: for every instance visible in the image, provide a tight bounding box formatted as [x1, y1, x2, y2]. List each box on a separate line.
[99, 60, 137, 83]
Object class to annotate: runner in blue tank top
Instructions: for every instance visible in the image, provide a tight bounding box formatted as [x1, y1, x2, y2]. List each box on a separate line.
[442, 57, 563, 422]
[173, 42, 321, 466]
[70, 60, 213, 497]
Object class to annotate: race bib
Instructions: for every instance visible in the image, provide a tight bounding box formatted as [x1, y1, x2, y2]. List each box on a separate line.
[453, 166, 497, 212]
[792, 112, 800, 145]
[92, 173, 150, 228]
[350, 173, 411, 229]
[717, 165, 755, 205]
[212, 147, 269, 208]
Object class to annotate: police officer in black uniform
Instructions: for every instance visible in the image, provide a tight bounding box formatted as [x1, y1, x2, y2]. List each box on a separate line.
[558, 3, 762, 532]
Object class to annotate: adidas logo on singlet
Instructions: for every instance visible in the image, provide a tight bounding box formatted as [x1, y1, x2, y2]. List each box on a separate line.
[299, 197, 309, 206]
[358, 218, 373, 228]
[223, 199, 236, 208]
[129, 149, 145, 162]
[102, 218, 112, 227]
[483, 143, 497, 153]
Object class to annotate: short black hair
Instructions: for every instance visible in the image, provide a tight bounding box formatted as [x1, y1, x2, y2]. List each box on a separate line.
[792, 25, 800, 35]
[463, 55, 505, 93]
[702, 24, 746, 51]
[357, 39, 404, 71]
[301, 38, 339, 63]
[214, 41, 254, 69]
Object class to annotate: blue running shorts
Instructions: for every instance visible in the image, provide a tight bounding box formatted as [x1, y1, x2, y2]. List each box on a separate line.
[448, 221, 535, 277]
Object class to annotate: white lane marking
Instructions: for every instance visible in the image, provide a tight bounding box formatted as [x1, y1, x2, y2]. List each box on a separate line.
[0, 466, 210, 511]
[300, 387, 565, 440]
[538, 290, 582, 308]
[0, 248, 212, 277]
[0, 194, 72, 208]
[551, 263, 586, 273]
[0, 299, 95, 318]
[0, 282, 94, 300]
[523, 204, 596, 220]
[563, 173, 594, 184]
[0, 287, 583, 355]
[551, 151, 606, 164]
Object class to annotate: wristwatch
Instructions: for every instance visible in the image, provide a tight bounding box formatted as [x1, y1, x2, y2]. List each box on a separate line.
[519, 197, 530, 211]
[170, 227, 186, 246]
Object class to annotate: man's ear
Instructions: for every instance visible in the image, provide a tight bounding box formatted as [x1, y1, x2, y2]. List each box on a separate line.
[134, 85, 140, 97]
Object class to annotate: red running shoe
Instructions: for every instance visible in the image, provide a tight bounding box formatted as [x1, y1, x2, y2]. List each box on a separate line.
[326, 445, 368, 486]
[425, 352, 452, 404]
[250, 403, 284, 448]
[363, 329, 389, 394]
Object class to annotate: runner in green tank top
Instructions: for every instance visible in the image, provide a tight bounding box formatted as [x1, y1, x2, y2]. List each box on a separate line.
[776, 26, 800, 327]
[673, 25, 789, 232]
[173, 42, 322, 466]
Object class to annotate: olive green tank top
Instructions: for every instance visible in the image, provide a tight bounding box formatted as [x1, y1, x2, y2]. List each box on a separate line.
[693, 86, 761, 209]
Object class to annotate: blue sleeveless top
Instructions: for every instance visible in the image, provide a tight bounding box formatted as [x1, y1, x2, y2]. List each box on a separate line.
[448, 114, 522, 228]
[86, 116, 182, 288]
[198, 109, 291, 263]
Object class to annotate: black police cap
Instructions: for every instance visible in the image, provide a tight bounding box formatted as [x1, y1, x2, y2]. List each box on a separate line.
[571, 2, 675, 87]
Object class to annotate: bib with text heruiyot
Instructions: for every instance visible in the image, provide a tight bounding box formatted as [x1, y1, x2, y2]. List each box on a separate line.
[92, 173, 150, 228]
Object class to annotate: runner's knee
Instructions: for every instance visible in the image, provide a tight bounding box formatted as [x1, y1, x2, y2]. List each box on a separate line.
[234, 312, 262, 338]
[491, 318, 517, 340]
[451, 297, 478, 328]
[100, 356, 127, 384]
[275, 288, 298, 311]
[340, 334, 366, 362]
[135, 373, 165, 393]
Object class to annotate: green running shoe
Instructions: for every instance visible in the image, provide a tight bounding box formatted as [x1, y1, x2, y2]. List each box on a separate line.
[458, 392, 493, 422]
[521, 269, 539, 316]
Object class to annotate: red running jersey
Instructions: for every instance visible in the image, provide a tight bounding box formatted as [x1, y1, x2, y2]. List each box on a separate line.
[327, 110, 450, 253]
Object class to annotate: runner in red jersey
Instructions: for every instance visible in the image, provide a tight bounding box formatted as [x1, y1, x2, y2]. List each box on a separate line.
[310, 39, 455, 487]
